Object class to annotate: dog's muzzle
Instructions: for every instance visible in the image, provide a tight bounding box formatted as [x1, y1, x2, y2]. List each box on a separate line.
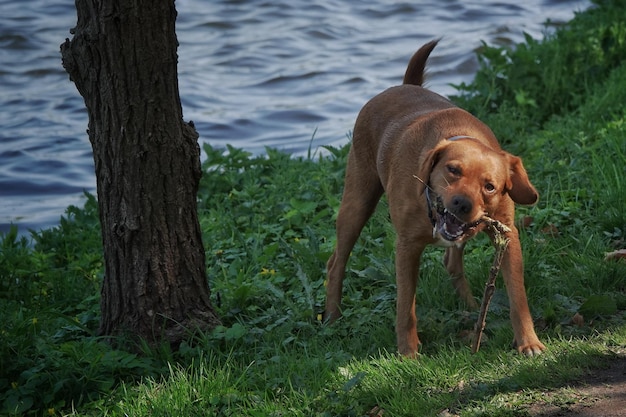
[426, 188, 482, 241]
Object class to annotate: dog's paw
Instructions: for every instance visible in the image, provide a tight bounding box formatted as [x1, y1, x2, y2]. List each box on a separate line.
[514, 339, 546, 356]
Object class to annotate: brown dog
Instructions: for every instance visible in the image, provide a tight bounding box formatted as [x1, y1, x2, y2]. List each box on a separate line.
[324, 40, 546, 357]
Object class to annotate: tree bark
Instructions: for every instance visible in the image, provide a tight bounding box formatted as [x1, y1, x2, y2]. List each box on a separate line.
[61, 0, 220, 347]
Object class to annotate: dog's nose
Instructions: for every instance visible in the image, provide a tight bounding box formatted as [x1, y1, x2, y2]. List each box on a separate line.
[451, 195, 473, 216]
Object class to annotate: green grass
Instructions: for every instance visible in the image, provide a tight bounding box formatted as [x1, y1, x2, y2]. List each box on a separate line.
[2, 1, 626, 415]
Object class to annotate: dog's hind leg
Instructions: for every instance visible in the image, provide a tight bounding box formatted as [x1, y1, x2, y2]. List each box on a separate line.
[444, 245, 479, 309]
[324, 150, 384, 322]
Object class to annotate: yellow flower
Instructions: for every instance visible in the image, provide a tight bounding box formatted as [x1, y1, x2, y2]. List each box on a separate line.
[48, 408, 55, 416]
[294, 237, 300, 243]
[260, 267, 276, 276]
[32, 317, 38, 325]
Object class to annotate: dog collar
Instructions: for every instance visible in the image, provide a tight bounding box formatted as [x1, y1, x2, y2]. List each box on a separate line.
[446, 135, 477, 142]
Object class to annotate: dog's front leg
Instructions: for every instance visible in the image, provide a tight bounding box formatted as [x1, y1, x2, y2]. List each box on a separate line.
[500, 229, 546, 356]
[395, 238, 426, 357]
[444, 244, 479, 309]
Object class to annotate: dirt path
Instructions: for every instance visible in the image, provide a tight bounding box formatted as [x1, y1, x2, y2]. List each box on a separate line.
[529, 353, 626, 417]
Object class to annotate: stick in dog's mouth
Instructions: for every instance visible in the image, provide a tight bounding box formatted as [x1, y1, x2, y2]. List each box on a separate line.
[413, 174, 483, 241]
[432, 195, 483, 241]
[472, 215, 511, 354]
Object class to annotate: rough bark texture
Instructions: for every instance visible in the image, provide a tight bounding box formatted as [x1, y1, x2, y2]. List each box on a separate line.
[61, 0, 220, 347]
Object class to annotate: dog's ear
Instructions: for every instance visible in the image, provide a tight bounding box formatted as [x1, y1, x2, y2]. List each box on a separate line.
[417, 144, 446, 194]
[506, 154, 538, 205]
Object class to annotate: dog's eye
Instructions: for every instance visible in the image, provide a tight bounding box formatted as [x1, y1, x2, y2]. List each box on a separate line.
[485, 183, 496, 193]
[446, 165, 461, 176]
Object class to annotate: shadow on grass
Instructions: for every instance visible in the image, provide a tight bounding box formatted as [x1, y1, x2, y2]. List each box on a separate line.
[451, 329, 626, 416]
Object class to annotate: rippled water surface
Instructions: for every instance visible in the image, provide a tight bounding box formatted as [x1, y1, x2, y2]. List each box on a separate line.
[0, 0, 589, 234]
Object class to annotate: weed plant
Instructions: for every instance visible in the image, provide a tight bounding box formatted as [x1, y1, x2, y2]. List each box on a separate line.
[2, 0, 626, 415]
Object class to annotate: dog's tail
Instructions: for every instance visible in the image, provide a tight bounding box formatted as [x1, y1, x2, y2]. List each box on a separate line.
[403, 39, 440, 86]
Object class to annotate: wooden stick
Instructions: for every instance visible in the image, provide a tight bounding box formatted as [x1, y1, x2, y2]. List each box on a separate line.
[471, 216, 511, 354]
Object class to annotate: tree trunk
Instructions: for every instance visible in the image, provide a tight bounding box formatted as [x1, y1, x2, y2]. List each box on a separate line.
[61, 0, 220, 347]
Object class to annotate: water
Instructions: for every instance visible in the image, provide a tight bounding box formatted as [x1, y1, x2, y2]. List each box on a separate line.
[0, 0, 589, 235]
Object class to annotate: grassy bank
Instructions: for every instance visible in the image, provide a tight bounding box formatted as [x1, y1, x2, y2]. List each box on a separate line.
[2, 1, 626, 415]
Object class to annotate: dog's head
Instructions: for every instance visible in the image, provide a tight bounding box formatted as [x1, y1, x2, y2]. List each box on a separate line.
[418, 137, 538, 243]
